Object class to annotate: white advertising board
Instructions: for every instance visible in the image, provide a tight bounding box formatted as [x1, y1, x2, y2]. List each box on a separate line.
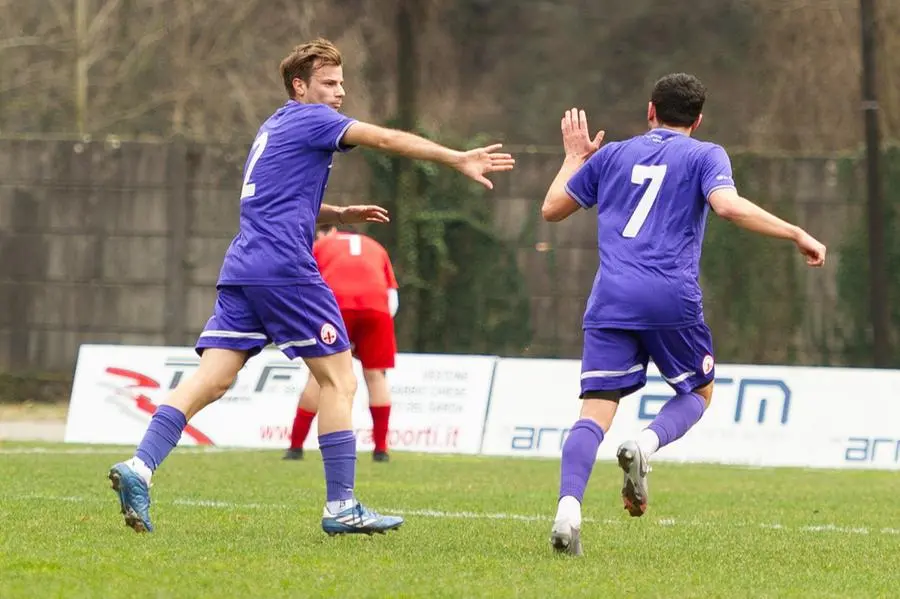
[65, 345, 496, 455]
[66, 345, 900, 469]
[481, 358, 900, 470]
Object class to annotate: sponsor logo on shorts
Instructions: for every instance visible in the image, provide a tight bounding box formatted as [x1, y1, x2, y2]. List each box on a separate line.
[320, 323, 338, 345]
[702, 354, 715, 375]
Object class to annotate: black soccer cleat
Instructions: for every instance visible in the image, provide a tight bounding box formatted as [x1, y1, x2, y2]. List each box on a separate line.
[282, 448, 304, 461]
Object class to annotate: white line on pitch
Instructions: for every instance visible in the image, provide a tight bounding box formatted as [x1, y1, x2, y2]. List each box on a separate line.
[0, 447, 264, 455]
[5, 494, 899, 537]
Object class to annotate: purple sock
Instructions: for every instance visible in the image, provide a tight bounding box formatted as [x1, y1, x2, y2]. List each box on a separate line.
[319, 430, 357, 502]
[558, 418, 605, 502]
[648, 392, 706, 448]
[134, 405, 187, 471]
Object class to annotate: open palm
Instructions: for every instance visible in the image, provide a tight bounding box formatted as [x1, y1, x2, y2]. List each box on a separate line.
[455, 144, 516, 189]
[562, 108, 604, 161]
[341, 205, 390, 224]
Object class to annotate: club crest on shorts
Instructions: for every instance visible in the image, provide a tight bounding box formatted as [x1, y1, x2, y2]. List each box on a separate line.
[702, 354, 715, 375]
[320, 323, 338, 345]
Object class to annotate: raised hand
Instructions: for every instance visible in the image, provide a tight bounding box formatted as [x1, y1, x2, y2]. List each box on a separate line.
[454, 144, 516, 190]
[562, 108, 604, 162]
[340, 205, 390, 224]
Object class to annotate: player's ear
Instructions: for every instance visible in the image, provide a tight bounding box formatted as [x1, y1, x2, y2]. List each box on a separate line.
[292, 77, 307, 100]
[647, 102, 656, 126]
[691, 113, 703, 133]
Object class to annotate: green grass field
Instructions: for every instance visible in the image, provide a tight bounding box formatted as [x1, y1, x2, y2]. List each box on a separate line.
[1, 443, 898, 598]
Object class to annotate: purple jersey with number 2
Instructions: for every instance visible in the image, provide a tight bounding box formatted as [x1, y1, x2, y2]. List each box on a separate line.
[218, 101, 356, 285]
[565, 128, 736, 329]
[194, 101, 356, 361]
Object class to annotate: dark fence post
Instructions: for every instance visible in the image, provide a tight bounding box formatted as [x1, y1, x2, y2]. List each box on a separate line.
[165, 137, 189, 346]
[859, 0, 891, 366]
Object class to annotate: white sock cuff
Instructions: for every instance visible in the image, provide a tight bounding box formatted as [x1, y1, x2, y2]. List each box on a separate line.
[127, 457, 153, 485]
[637, 428, 661, 456]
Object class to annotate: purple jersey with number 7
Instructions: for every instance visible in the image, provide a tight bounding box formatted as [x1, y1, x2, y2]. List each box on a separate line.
[564, 128, 736, 329]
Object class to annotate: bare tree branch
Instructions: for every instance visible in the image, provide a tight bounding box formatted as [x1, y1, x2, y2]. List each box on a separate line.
[86, 0, 123, 42]
[47, 0, 73, 30]
[91, 91, 181, 131]
[0, 36, 44, 50]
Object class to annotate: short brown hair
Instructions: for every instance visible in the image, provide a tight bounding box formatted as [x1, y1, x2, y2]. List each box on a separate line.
[279, 38, 342, 98]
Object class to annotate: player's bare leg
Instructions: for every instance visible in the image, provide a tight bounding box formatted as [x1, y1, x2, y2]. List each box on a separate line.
[109, 348, 247, 533]
[164, 349, 248, 419]
[551, 392, 620, 556]
[284, 375, 321, 460]
[619, 382, 714, 517]
[305, 351, 403, 536]
[307, 351, 357, 435]
[364, 368, 392, 462]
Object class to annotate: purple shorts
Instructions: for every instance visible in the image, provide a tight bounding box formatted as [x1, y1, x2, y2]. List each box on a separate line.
[195, 284, 351, 360]
[580, 324, 715, 398]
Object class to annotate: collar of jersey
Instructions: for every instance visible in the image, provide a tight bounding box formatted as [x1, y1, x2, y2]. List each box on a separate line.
[645, 127, 685, 143]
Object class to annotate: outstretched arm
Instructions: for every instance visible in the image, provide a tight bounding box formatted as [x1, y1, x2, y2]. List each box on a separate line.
[342, 122, 514, 189]
[708, 188, 826, 267]
[317, 203, 390, 225]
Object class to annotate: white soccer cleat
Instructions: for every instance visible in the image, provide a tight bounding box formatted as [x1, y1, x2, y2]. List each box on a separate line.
[617, 440, 650, 517]
[321, 502, 403, 536]
[550, 519, 583, 557]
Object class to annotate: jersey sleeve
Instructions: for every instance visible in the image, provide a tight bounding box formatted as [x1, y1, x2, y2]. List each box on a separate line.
[304, 104, 357, 152]
[383, 252, 398, 289]
[563, 147, 608, 210]
[699, 145, 736, 200]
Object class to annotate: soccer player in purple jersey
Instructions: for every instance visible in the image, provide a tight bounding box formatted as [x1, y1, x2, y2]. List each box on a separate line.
[107, 39, 514, 535]
[540, 73, 826, 556]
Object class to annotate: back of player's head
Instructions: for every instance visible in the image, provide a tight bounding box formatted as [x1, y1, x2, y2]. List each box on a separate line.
[316, 224, 359, 239]
[280, 39, 343, 98]
[650, 73, 706, 127]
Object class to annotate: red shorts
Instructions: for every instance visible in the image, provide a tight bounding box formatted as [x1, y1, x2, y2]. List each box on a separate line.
[342, 309, 397, 370]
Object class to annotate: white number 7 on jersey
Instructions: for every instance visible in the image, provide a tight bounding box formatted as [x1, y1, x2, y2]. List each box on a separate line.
[622, 164, 667, 238]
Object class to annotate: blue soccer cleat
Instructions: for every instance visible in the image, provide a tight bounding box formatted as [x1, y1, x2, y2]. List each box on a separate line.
[321, 502, 404, 536]
[108, 462, 154, 533]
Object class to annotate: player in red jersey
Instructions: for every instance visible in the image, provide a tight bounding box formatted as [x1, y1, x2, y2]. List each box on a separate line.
[284, 226, 399, 462]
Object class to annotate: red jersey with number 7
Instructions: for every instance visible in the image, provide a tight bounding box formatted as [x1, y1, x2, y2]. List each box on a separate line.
[313, 231, 398, 314]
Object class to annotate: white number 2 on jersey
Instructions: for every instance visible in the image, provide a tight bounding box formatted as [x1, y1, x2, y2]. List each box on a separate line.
[240, 131, 269, 201]
[622, 164, 667, 238]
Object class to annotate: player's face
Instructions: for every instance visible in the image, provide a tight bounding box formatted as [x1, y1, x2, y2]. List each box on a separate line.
[296, 64, 346, 111]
